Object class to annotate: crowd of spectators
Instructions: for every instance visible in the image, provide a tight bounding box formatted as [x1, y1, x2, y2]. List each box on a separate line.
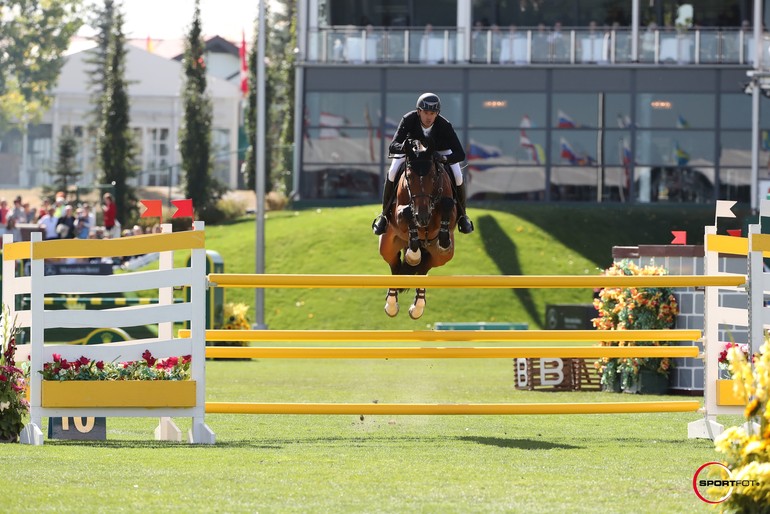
[0, 191, 160, 250]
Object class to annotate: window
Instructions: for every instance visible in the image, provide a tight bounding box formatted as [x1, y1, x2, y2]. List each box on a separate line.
[147, 128, 171, 186]
[212, 128, 231, 186]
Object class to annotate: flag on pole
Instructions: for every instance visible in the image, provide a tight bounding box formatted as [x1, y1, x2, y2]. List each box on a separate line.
[674, 142, 690, 167]
[557, 109, 577, 128]
[319, 112, 348, 139]
[239, 30, 249, 97]
[519, 115, 545, 164]
[146, 36, 154, 53]
[715, 200, 736, 219]
[676, 114, 689, 129]
[617, 113, 632, 128]
[671, 231, 687, 245]
[467, 140, 502, 171]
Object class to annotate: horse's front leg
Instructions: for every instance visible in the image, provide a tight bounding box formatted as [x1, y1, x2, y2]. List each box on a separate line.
[399, 205, 422, 266]
[437, 196, 455, 251]
[408, 288, 426, 319]
[384, 288, 399, 317]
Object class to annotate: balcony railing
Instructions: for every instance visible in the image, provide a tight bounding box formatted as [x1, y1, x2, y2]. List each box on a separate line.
[305, 27, 768, 66]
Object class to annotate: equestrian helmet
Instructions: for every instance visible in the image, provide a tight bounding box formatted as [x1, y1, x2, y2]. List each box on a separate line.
[416, 93, 441, 113]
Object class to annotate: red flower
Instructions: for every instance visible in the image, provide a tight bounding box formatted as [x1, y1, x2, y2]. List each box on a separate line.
[78, 356, 90, 366]
[0, 374, 6, 382]
[166, 356, 179, 367]
[182, 355, 192, 364]
[142, 350, 156, 367]
[52, 353, 62, 362]
[96, 361, 104, 370]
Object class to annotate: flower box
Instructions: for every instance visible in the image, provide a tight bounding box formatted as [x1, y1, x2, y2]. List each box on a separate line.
[622, 368, 670, 395]
[41, 381, 197, 408]
[716, 379, 743, 406]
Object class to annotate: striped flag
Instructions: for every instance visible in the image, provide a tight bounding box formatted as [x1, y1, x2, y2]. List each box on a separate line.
[467, 140, 502, 171]
[557, 109, 577, 128]
[319, 112, 348, 139]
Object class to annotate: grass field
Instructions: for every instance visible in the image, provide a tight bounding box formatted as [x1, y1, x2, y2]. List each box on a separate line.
[1, 359, 743, 512]
[1, 202, 749, 511]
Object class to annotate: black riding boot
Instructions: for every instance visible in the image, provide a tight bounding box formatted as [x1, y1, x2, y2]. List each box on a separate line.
[372, 179, 396, 235]
[456, 183, 474, 234]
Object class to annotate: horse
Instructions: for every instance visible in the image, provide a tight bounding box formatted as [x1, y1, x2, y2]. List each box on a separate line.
[378, 138, 457, 319]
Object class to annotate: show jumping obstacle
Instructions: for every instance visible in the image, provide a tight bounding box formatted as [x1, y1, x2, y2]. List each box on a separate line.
[2, 203, 761, 445]
[2, 222, 213, 445]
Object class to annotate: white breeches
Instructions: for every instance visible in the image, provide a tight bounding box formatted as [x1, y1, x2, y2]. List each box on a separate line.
[387, 151, 463, 186]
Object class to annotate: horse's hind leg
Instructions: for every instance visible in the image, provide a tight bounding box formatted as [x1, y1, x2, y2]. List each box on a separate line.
[408, 288, 426, 320]
[384, 288, 399, 317]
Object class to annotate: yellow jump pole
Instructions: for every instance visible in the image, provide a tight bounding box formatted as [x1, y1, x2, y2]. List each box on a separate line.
[205, 401, 701, 415]
[207, 273, 745, 289]
[181, 328, 701, 342]
[204, 346, 698, 359]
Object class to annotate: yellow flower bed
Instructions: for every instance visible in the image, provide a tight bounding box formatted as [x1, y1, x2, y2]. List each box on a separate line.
[713, 341, 770, 510]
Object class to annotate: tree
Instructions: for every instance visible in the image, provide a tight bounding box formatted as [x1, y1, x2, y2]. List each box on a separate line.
[0, 0, 82, 132]
[179, 0, 225, 221]
[47, 128, 81, 196]
[84, 0, 116, 130]
[98, 9, 137, 225]
[242, 0, 296, 195]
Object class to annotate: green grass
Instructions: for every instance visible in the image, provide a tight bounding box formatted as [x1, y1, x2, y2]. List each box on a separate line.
[2, 359, 743, 512]
[2, 203, 748, 511]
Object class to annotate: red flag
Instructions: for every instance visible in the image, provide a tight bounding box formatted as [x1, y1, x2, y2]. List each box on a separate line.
[670, 231, 687, 245]
[726, 229, 742, 237]
[239, 30, 248, 97]
[172, 199, 194, 218]
[140, 199, 162, 218]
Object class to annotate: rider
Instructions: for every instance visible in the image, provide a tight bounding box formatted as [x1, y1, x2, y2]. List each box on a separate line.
[372, 92, 474, 236]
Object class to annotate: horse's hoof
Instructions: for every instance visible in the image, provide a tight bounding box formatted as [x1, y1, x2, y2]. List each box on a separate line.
[385, 292, 399, 317]
[405, 248, 421, 265]
[409, 289, 426, 319]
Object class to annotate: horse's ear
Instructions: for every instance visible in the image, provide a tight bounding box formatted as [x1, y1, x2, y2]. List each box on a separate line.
[404, 139, 415, 159]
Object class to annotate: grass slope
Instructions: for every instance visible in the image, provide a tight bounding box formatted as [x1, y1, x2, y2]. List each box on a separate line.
[205, 203, 721, 330]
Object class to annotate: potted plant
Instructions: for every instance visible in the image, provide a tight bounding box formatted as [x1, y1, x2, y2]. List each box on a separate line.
[593, 260, 678, 394]
[40, 350, 196, 408]
[0, 306, 29, 443]
[716, 342, 751, 406]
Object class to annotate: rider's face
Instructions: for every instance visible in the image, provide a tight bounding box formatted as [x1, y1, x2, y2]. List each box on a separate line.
[418, 109, 438, 128]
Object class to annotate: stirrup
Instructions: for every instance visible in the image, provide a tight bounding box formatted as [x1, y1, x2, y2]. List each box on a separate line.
[458, 216, 474, 234]
[372, 214, 388, 235]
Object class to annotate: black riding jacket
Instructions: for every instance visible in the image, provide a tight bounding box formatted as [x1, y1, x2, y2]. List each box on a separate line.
[388, 110, 466, 165]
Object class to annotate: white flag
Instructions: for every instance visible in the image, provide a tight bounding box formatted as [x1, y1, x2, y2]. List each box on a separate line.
[715, 200, 736, 219]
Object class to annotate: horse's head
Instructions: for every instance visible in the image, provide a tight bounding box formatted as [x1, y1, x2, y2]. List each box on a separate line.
[403, 139, 444, 228]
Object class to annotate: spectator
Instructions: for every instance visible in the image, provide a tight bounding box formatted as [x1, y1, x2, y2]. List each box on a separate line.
[53, 192, 66, 218]
[75, 206, 90, 239]
[3, 215, 21, 245]
[23, 202, 35, 224]
[11, 195, 26, 223]
[102, 192, 119, 238]
[83, 203, 96, 232]
[38, 207, 59, 240]
[55, 205, 77, 239]
[0, 198, 8, 225]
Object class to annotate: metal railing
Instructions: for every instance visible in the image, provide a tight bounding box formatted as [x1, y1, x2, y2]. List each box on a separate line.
[305, 26, 768, 66]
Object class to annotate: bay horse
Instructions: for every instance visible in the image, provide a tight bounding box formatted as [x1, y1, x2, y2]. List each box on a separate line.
[378, 138, 457, 319]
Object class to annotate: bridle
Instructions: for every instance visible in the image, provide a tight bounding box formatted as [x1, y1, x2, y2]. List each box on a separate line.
[404, 155, 443, 227]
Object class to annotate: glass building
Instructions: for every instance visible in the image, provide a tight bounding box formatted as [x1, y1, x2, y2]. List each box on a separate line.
[293, 0, 769, 204]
